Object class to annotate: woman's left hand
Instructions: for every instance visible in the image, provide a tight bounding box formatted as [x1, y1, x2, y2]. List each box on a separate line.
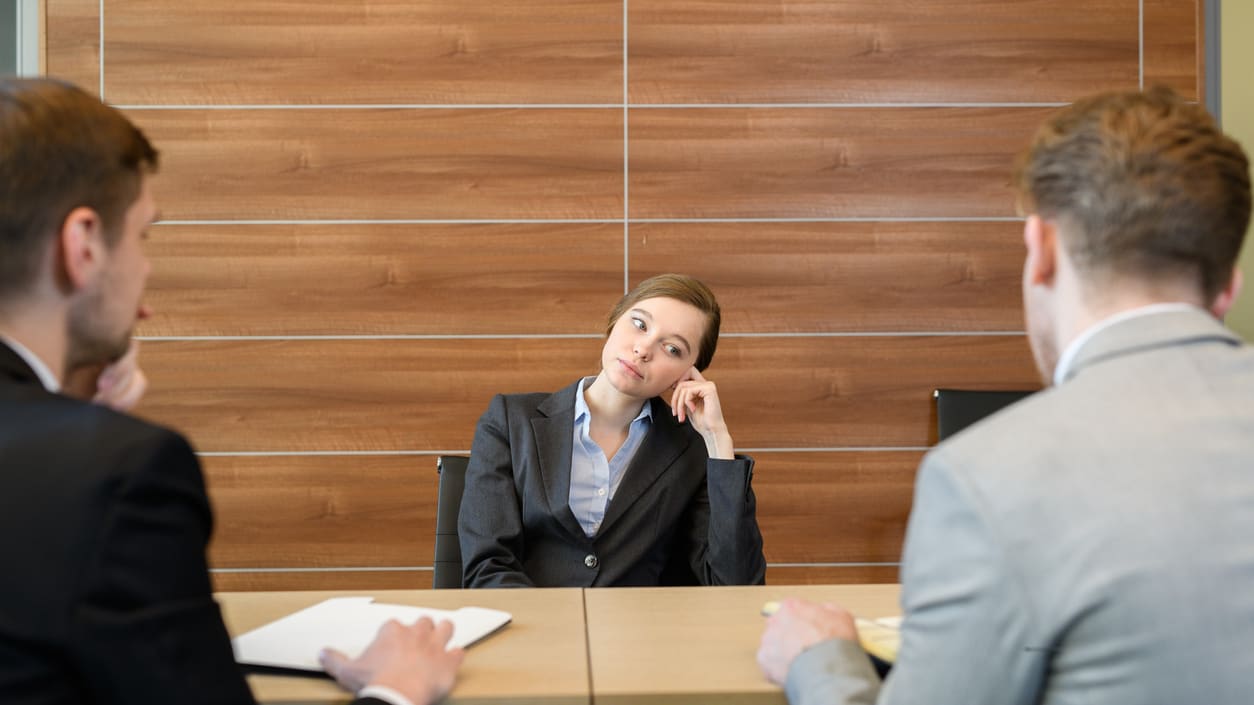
[670, 367, 735, 459]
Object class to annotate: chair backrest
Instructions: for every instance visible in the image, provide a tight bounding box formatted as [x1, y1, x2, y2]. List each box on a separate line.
[933, 389, 1034, 442]
[433, 455, 470, 589]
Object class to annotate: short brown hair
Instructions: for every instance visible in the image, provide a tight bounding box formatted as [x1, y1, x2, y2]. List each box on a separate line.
[607, 274, 721, 371]
[0, 78, 158, 299]
[1014, 86, 1251, 301]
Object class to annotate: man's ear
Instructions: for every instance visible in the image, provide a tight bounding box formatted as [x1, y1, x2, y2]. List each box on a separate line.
[1210, 266, 1244, 319]
[1023, 214, 1058, 288]
[57, 207, 106, 291]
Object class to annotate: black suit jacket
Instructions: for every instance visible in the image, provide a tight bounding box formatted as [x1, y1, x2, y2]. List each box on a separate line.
[458, 380, 767, 588]
[0, 342, 387, 705]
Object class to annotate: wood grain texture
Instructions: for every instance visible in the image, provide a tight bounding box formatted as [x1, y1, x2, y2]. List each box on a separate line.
[44, 0, 99, 94]
[135, 338, 603, 453]
[103, 0, 622, 105]
[201, 451, 918, 573]
[142, 223, 624, 336]
[127, 108, 623, 220]
[629, 221, 1025, 333]
[754, 451, 920, 564]
[766, 565, 901, 585]
[134, 337, 1038, 452]
[203, 455, 436, 568]
[1143, 0, 1201, 99]
[211, 569, 432, 592]
[629, 0, 1138, 104]
[628, 108, 1049, 218]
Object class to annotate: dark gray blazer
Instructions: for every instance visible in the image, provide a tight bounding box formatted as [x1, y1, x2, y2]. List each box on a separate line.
[0, 342, 390, 705]
[458, 380, 766, 588]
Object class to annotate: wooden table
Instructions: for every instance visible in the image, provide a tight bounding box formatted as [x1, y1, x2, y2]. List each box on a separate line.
[584, 584, 901, 705]
[219, 584, 900, 705]
[218, 588, 590, 705]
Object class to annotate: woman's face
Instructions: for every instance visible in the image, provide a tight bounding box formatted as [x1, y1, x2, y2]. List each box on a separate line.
[600, 296, 708, 399]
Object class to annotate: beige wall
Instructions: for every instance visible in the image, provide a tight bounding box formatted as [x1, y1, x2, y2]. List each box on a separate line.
[1223, 0, 1254, 340]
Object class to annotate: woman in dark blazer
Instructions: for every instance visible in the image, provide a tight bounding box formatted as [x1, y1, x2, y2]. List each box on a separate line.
[458, 274, 766, 588]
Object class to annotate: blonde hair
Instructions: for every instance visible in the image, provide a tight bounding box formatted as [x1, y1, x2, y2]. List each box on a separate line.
[606, 274, 721, 371]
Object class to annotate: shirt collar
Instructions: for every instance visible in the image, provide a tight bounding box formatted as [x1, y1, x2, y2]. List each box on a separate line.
[574, 376, 653, 425]
[0, 334, 61, 393]
[1052, 302, 1202, 386]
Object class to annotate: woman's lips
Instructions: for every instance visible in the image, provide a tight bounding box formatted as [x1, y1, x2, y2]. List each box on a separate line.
[618, 358, 643, 379]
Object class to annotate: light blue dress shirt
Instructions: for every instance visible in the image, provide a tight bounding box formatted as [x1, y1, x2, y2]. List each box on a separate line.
[568, 376, 653, 537]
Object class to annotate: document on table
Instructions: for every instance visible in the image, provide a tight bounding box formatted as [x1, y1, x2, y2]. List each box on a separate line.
[855, 616, 901, 664]
[232, 596, 512, 672]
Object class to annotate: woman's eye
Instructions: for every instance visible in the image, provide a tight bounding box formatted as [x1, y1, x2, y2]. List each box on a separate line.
[665, 345, 680, 356]
[631, 317, 646, 331]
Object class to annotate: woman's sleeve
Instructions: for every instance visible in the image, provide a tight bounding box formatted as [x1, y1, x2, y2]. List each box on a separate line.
[686, 454, 767, 585]
[458, 394, 536, 588]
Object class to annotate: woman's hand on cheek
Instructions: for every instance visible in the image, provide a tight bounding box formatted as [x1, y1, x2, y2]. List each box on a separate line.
[670, 367, 735, 459]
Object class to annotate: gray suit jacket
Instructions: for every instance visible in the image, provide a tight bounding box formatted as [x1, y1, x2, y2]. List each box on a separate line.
[459, 380, 766, 587]
[788, 309, 1254, 705]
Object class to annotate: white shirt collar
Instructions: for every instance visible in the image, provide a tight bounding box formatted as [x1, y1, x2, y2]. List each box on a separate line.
[1052, 303, 1202, 386]
[0, 334, 61, 392]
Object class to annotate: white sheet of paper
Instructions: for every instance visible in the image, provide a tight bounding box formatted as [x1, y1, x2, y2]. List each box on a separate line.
[232, 596, 512, 672]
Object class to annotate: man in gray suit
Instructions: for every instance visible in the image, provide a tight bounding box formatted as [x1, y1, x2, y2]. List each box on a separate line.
[757, 87, 1254, 704]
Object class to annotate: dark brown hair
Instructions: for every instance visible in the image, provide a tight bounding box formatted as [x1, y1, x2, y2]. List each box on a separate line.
[606, 274, 721, 371]
[1014, 86, 1251, 301]
[0, 77, 158, 298]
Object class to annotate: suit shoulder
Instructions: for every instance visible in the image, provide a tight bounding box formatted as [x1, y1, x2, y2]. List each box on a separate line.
[8, 392, 196, 468]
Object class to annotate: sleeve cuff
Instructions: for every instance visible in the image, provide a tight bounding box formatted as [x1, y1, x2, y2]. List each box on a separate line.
[358, 685, 418, 705]
[708, 454, 754, 497]
[785, 638, 882, 705]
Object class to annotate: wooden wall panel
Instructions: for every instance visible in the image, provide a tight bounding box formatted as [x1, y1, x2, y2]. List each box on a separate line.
[136, 337, 1037, 453]
[142, 223, 623, 336]
[128, 108, 623, 220]
[628, 108, 1049, 218]
[207, 451, 919, 590]
[767, 566, 900, 586]
[204, 455, 436, 568]
[1144, 0, 1201, 99]
[629, 0, 1137, 103]
[214, 567, 903, 591]
[136, 339, 600, 453]
[104, 1, 622, 105]
[212, 570, 432, 592]
[39, 0, 1200, 592]
[755, 452, 920, 564]
[629, 222, 1025, 333]
[44, 0, 99, 93]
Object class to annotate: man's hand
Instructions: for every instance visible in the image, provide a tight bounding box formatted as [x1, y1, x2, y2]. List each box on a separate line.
[757, 598, 859, 685]
[320, 617, 465, 705]
[63, 339, 148, 411]
[92, 339, 147, 411]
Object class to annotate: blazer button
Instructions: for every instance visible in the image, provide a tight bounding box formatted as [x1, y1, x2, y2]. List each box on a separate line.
[584, 554, 598, 569]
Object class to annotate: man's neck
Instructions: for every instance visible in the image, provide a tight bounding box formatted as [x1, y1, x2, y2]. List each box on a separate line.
[1061, 285, 1207, 353]
[0, 304, 68, 387]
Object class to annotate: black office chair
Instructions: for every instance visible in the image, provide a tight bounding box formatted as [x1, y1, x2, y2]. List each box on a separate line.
[433, 455, 470, 589]
[933, 389, 1035, 442]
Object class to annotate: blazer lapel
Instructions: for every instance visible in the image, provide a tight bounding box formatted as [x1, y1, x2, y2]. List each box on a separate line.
[599, 396, 692, 535]
[0, 340, 41, 388]
[531, 382, 588, 541]
[1064, 308, 1242, 384]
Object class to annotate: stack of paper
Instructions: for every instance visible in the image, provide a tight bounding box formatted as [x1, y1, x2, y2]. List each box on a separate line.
[232, 596, 512, 672]
[855, 616, 901, 664]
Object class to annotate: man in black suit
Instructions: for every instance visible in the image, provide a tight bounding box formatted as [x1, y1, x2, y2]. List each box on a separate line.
[0, 77, 462, 705]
